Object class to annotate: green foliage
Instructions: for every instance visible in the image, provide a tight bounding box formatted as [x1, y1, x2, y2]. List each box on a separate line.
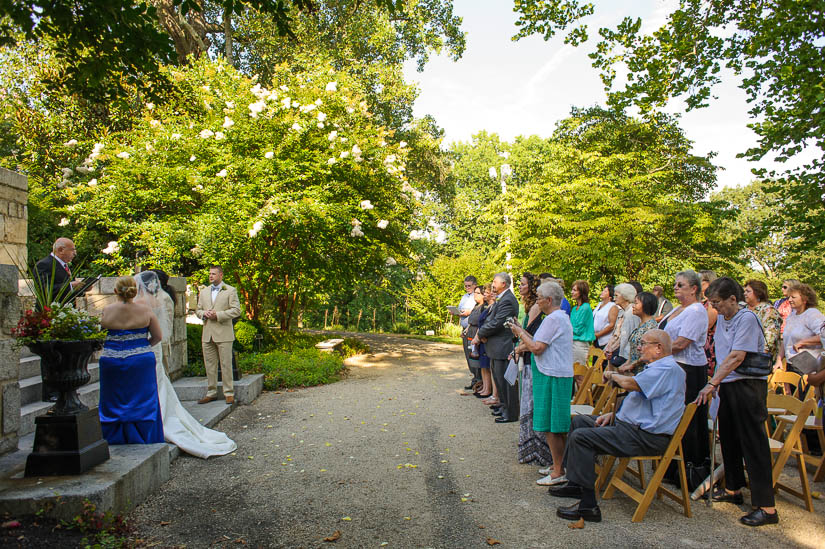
[440, 322, 463, 339]
[186, 323, 204, 366]
[512, 0, 825, 275]
[61, 500, 131, 548]
[404, 249, 498, 331]
[339, 337, 370, 357]
[392, 322, 411, 334]
[234, 320, 259, 351]
[239, 348, 346, 389]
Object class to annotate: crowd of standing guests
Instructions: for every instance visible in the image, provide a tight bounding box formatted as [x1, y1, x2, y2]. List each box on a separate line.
[457, 269, 824, 525]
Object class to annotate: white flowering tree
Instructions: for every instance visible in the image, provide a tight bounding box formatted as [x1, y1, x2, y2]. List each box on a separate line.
[57, 57, 428, 328]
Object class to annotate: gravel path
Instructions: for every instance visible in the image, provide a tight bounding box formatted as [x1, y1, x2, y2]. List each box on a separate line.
[130, 333, 825, 548]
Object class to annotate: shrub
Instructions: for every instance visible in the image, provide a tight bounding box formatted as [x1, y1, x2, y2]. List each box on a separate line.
[234, 320, 258, 351]
[392, 322, 411, 334]
[441, 323, 463, 339]
[339, 337, 370, 358]
[238, 348, 347, 390]
[186, 323, 203, 364]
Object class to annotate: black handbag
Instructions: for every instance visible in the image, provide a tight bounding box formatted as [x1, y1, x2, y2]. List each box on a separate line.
[733, 311, 773, 377]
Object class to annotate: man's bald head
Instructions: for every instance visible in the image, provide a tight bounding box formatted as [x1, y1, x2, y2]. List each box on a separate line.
[639, 329, 672, 363]
[53, 238, 76, 263]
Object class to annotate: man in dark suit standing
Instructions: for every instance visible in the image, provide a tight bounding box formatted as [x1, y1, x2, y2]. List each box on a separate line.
[34, 238, 83, 401]
[475, 272, 519, 423]
[35, 237, 82, 300]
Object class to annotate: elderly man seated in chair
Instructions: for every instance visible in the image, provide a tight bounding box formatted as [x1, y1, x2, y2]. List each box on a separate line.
[549, 329, 686, 522]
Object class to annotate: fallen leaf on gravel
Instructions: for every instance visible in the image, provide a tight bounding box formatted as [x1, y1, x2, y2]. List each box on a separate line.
[812, 491, 822, 499]
[380, 542, 389, 546]
[567, 518, 585, 529]
[159, 521, 171, 526]
[403, 516, 411, 520]
[323, 531, 342, 542]
[341, 516, 352, 521]
[459, 392, 471, 396]
[320, 469, 328, 472]
[437, 475, 444, 479]
[478, 525, 485, 529]
[2, 521, 21, 529]
[486, 538, 500, 545]
[449, 434, 456, 437]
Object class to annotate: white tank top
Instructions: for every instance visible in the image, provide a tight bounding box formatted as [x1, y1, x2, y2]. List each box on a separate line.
[593, 301, 617, 346]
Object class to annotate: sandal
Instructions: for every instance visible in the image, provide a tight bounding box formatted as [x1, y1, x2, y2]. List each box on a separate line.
[482, 397, 500, 406]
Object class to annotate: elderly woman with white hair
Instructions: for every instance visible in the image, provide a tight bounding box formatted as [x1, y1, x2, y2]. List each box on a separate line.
[604, 283, 640, 368]
[510, 281, 573, 487]
[658, 269, 710, 484]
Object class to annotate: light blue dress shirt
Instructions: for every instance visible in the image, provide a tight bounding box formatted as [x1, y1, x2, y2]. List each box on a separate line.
[616, 355, 686, 435]
[458, 292, 475, 329]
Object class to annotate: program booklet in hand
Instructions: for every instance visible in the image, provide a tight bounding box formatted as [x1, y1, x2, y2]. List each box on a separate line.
[788, 350, 822, 375]
[446, 306, 460, 316]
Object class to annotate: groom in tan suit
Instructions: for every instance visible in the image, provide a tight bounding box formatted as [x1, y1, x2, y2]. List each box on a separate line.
[196, 265, 241, 404]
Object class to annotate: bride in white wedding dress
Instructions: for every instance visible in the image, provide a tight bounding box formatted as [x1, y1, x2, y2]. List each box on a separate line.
[135, 270, 237, 458]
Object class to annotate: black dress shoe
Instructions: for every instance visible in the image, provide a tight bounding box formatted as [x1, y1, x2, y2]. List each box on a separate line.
[740, 508, 778, 527]
[491, 409, 503, 416]
[556, 501, 602, 522]
[464, 383, 476, 390]
[494, 415, 516, 423]
[474, 392, 491, 399]
[548, 484, 582, 498]
[712, 488, 744, 504]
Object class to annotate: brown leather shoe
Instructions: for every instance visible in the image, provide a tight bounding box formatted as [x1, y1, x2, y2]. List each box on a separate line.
[198, 395, 217, 404]
[225, 395, 235, 404]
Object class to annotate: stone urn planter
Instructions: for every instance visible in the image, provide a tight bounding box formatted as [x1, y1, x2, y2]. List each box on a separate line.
[25, 339, 110, 477]
[28, 339, 102, 414]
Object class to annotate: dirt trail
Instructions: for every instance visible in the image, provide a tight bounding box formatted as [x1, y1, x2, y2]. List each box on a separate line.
[130, 333, 825, 548]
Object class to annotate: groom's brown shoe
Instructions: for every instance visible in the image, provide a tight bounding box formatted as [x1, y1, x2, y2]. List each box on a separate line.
[225, 396, 235, 404]
[198, 395, 218, 404]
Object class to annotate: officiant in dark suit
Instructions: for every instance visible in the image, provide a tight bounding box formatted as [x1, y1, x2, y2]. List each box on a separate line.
[34, 237, 84, 401]
[475, 272, 520, 423]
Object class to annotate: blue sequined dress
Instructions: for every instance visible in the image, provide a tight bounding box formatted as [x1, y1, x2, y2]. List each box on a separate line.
[98, 328, 164, 444]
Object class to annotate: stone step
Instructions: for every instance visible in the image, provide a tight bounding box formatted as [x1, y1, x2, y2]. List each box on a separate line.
[19, 381, 101, 437]
[171, 374, 264, 405]
[18, 355, 40, 379]
[19, 363, 100, 407]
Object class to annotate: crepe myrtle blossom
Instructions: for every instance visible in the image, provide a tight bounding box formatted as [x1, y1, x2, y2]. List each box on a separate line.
[145, 143, 155, 153]
[340, 151, 350, 159]
[352, 144, 362, 155]
[223, 116, 234, 129]
[315, 99, 323, 106]
[199, 129, 214, 139]
[488, 167, 497, 179]
[399, 141, 407, 148]
[409, 229, 425, 241]
[384, 154, 397, 164]
[146, 102, 155, 110]
[359, 200, 373, 210]
[61, 167, 73, 177]
[265, 151, 274, 159]
[214, 131, 226, 140]
[58, 217, 69, 227]
[350, 226, 364, 238]
[64, 139, 78, 147]
[75, 166, 92, 174]
[190, 245, 203, 257]
[317, 112, 327, 122]
[327, 130, 338, 141]
[101, 241, 119, 255]
[377, 219, 389, 229]
[346, 107, 355, 114]
[291, 123, 302, 132]
[189, 155, 197, 162]
[248, 101, 266, 118]
[216, 169, 228, 178]
[192, 184, 204, 191]
[327, 158, 336, 165]
[150, 119, 161, 128]
[351, 218, 361, 226]
[281, 97, 292, 109]
[88, 179, 98, 187]
[385, 257, 397, 266]
[248, 220, 264, 238]
[280, 85, 289, 92]
[501, 164, 512, 178]
[116, 151, 131, 159]
[317, 123, 325, 129]
[225, 101, 235, 109]
[325, 81, 337, 92]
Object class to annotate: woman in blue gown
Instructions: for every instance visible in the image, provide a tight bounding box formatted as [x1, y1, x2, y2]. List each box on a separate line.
[98, 277, 164, 444]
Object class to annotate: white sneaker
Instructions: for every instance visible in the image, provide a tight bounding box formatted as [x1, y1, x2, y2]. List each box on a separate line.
[538, 467, 552, 476]
[536, 474, 567, 486]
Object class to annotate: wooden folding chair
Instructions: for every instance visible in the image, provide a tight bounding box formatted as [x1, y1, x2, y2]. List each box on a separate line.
[601, 403, 697, 522]
[588, 346, 606, 371]
[767, 393, 818, 511]
[571, 362, 595, 405]
[571, 386, 617, 417]
[775, 410, 825, 483]
[767, 370, 803, 416]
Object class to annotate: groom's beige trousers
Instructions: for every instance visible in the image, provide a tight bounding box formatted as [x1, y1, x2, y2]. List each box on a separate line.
[203, 340, 234, 397]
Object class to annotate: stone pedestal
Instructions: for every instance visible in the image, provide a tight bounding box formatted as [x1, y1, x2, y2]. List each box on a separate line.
[25, 408, 109, 476]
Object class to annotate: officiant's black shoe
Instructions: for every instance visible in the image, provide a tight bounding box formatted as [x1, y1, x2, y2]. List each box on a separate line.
[549, 485, 582, 499]
[464, 383, 475, 390]
[556, 502, 602, 522]
[740, 509, 778, 527]
[712, 488, 744, 504]
[494, 415, 516, 423]
[491, 409, 503, 416]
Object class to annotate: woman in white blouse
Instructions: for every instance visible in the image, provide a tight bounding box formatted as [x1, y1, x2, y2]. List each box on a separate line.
[592, 285, 618, 350]
[776, 282, 824, 374]
[658, 269, 709, 477]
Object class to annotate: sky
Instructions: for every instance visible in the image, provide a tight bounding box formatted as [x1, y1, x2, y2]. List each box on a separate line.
[402, 0, 816, 191]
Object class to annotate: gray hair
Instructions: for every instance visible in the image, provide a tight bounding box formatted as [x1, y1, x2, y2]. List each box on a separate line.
[614, 283, 637, 304]
[676, 269, 702, 299]
[536, 281, 564, 307]
[53, 237, 73, 252]
[494, 272, 512, 288]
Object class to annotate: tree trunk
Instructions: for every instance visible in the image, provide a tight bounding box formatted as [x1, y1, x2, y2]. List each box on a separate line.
[224, 9, 233, 63]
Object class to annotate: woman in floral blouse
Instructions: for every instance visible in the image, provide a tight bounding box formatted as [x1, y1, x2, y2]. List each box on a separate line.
[621, 291, 659, 374]
[744, 279, 782, 359]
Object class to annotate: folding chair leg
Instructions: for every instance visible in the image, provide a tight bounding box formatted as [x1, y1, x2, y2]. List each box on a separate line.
[595, 456, 615, 494]
[603, 458, 631, 500]
[796, 454, 814, 513]
[677, 457, 692, 518]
